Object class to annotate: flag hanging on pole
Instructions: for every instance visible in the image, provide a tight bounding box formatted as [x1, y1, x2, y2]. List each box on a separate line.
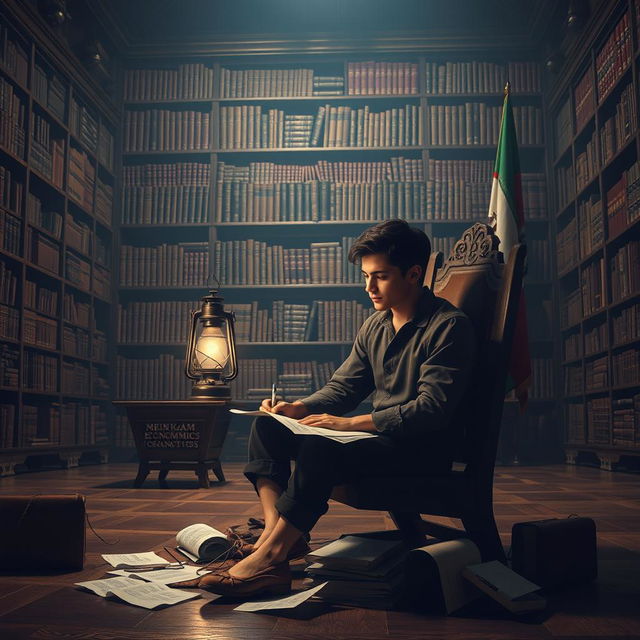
[488, 81, 531, 410]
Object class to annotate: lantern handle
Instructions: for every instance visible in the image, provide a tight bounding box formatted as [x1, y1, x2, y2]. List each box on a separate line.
[207, 273, 220, 291]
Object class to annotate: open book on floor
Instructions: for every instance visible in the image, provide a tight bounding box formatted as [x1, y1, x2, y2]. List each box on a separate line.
[174, 523, 235, 563]
[230, 408, 377, 443]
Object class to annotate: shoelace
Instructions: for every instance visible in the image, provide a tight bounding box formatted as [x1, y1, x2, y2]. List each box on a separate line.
[196, 538, 247, 576]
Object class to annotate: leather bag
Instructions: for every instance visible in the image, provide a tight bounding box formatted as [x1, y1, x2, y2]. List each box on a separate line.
[511, 517, 597, 590]
[0, 494, 86, 571]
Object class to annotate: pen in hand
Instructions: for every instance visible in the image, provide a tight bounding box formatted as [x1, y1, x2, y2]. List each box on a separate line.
[271, 383, 276, 409]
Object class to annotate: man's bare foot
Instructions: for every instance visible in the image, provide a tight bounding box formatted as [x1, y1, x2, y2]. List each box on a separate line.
[228, 543, 286, 579]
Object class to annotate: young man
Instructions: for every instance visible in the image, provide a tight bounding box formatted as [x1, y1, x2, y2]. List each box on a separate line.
[181, 219, 476, 598]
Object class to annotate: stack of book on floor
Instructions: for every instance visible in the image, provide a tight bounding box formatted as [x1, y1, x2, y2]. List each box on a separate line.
[304, 534, 407, 609]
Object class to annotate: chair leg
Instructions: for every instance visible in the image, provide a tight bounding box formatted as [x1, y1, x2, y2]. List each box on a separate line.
[389, 511, 429, 548]
[461, 512, 506, 563]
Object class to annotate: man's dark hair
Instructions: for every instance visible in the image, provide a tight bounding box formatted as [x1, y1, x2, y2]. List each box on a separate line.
[348, 219, 431, 284]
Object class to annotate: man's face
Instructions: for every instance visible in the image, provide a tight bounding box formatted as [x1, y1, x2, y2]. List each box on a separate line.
[361, 253, 419, 311]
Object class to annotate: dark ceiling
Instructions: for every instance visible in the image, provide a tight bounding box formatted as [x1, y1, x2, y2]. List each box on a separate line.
[91, 0, 551, 47]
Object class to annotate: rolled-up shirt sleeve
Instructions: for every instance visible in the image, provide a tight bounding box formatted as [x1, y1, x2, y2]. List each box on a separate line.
[372, 314, 476, 438]
[299, 320, 375, 416]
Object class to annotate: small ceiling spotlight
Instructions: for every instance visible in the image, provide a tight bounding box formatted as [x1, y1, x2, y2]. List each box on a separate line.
[37, 0, 70, 26]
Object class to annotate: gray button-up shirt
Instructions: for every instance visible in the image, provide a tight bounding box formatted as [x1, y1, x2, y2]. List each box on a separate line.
[299, 287, 476, 440]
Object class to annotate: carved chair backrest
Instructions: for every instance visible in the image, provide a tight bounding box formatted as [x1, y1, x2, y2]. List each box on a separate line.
[431, 223, 524, 484]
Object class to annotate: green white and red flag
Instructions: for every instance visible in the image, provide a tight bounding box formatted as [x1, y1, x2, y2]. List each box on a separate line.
[488, 82, 531, 409]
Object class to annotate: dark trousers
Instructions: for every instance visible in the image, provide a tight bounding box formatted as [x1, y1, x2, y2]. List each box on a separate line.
[243, 416, 452, 533]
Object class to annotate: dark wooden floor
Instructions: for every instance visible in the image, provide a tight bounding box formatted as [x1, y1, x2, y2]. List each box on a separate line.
[0, 462, 638, 639]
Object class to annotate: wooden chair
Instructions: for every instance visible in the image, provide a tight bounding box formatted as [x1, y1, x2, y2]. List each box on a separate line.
[331, 222, 526, 562]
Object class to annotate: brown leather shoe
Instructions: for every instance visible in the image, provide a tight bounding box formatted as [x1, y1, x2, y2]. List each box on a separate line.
[195, 562, 292, 598]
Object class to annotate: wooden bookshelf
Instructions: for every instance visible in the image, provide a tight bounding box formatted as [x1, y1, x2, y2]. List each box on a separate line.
[548, 0, 640, 472]
[0, 1, 117, 475]
[112, 49, 555, 464]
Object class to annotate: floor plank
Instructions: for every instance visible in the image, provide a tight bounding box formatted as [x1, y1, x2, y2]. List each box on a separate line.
[0, 463, 638, 639]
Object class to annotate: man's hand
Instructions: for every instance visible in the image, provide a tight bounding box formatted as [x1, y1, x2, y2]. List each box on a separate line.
[260, 398, 308, 419]
[298, 413, 355, 431]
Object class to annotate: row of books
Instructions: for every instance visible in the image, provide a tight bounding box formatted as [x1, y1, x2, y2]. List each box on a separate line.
[117, 300, 193, 344]
[25, 279, 58, 316]
[121, 186, 210, 225]
[0, 77, 26, 159]
[33, 62, 66, 122]
[595, 11, 632, 102]
[215, 180, 429, 223]
[65, 253, 91, 291]
[585, 322, 608, 356]
[561, 289, 583, 330]
[612, 302, 639, 346]
[23, 309, 57, 350]
[27, 194, 63, 239]
[62, 360, 90, 396]
[64, 291, 92, 329]
[95, 177, 113, 227]
[428, 104, 543, 146]
[228, 299, 375, 342]
[555, 98, 572, 159]
[578, 195, 604, 259]
[63, 325, 90, 359]
[217, 158, 424, 184]
[98, 122, 114, 172]
[26, 227, 59, 274]
[123, 110, 211, 152]
[607, 164, 640, 240]
[212, 238, 362, 285]
[563, 332, 582, 362]
[22, 349, 57, 392]
[0, 165, 22, 213]
[575, 130, 598, 192]
[69, 97, 98, 154]
[123, 64, 215, 101]
[30, 112, 65, 187]
[65, 214, 91, 254]
[587, 397, 611, 444]
[0, 343, 19, 387]
[0, 302, 19, 340]
[425, 61, 541, 94]
[229, 358, 338, 401]
[0, 260, 18, 305]
[123, 162, 211, 186]
[581, 258, 606, 316]
[119, 242, 209, 287]
[564, 364, 583, 395]
[68, 146, 95, 212]
[345, 62, 418, 95]
[220, 68, 346, 98]
[0, 21, 29, 86]
[1, 210, 20, 255]
[610, 240, 640, 303]
[574, 68, 595, 133]
[612, 348, 640, 387]
[612, 393, 640, 447]
[0, 403, 15, 447]
[585, 355, 608, 391]
[115, 354, 192, 401]
[218, 104, 423, 149]
[599, 84, 636, 165]
[556, 162, 575, 211]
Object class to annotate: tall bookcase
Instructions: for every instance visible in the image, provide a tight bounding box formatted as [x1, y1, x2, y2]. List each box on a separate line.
[550, 0, 640, 471]
[0, 2, 117, 474]
[115, 49, 554, 462]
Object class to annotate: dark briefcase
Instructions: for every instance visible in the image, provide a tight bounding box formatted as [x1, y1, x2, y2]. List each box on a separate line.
[0, 494, 86, 571]
[511, 517, 597, 590]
